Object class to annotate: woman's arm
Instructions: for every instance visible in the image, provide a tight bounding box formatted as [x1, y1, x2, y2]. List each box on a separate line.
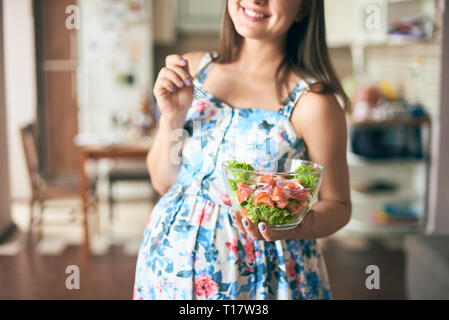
[289, 89, 352, 239]
[147, 51, 206, 195]
[232, 88, 351, 241]
[147, 115, 186, 195]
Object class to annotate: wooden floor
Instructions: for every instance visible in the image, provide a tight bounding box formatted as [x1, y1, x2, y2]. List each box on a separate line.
[0, 241, 136, 300]
[0, 232, 407, 300]
[323, 237, 407, 299]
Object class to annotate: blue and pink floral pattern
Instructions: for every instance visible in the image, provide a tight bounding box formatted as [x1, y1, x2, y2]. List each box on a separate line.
[133, 52, 332, 300]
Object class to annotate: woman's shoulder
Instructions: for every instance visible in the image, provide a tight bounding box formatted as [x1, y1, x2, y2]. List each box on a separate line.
[288, 73, 339, 110]
[290, 79, 346, 139]
[182, 51, 210, 77]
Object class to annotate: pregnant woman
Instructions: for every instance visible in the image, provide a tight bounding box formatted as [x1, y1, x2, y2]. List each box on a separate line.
[134, 0, 351, 300]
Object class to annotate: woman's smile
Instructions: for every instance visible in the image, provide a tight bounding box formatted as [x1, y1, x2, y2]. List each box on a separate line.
[230, 0, 303, 40]
[240, 5, 271, 22]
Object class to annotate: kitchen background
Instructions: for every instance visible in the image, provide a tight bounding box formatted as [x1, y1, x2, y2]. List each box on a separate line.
[0, 0, 448, 299]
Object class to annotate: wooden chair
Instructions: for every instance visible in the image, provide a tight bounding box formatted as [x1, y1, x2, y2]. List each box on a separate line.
[20, 123, 98, 241]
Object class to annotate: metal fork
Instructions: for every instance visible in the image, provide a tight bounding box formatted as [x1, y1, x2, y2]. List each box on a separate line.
[193, 83, 208, 102]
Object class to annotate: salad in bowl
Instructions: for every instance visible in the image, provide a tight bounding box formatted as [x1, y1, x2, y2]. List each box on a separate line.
[222, 160, 325, 231]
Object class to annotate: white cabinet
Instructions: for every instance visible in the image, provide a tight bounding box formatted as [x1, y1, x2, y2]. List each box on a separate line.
[325, 0, 358, 47]
[177, 0, 224, 33]
[152, 0, 222, 44]
[354, 0, 389, 44]
[153, 0, 177, 44]
[325, 0, 388, 47]
[325, 0, 439, 47]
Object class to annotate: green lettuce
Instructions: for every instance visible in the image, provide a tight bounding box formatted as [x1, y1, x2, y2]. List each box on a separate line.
[225, 161, 255, 191]
[292, 164, 318, 192]
[243, 201, 294, 226]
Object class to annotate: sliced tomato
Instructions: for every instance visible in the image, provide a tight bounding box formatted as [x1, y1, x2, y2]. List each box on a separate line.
[288, 200, 308, 216]
[290, 190, 310, 201]
[286, 181, 302, 190]
[260, 175, 277, 187]
[279, 172, 290, 179]
[236, 183, 251, 203]
[253, 192, 275, 207]
[276, 199, 290, 209]
[272, 186, 288, 202]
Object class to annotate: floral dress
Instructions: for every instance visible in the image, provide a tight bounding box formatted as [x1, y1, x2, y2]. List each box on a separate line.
[133, 52, 332, 300]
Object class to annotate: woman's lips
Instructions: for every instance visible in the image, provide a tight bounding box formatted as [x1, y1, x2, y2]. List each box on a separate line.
[241, 6, 270, 22]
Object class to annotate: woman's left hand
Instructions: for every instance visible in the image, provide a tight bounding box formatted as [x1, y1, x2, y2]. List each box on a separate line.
[231, 210, 316, 241]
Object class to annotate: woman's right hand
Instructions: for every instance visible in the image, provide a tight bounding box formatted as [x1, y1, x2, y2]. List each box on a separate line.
[153, 54, 194, 123]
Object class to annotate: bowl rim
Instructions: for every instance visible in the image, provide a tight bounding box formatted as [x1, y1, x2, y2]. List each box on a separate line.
[222, 159, 325, 176]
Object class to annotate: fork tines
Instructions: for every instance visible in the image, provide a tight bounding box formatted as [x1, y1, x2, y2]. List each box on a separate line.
[193, 85, 208, 102]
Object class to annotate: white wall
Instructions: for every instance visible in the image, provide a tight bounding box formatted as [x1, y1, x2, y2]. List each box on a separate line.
[0, 0, 13, 235]
[427, 1, 449, 235]
[364, 43, 441, 121]
[3, 0, 37, 200]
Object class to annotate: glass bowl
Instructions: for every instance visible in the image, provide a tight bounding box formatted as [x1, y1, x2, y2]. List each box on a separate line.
[222, 159, 325, 231]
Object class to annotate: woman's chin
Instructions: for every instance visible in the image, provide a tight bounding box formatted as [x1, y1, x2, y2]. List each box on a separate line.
[234, 26, 272, 40]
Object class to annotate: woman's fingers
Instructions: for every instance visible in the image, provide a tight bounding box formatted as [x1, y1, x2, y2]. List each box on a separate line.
[258, 222, 300, 241]
[165, 55, 192, 85]
[154, 54, 193, 97]
[232, 211, 273, 240]
[259, 211, 316, 241]
[231, 211, 246, 235]
[167, 65, 193, 86]
[160, 67, 185, 89]
[155, 78, 176, 95]
[165, 54, 189, 69]
[241, 218, 264, 240]
[232, 210, 262, 241]
[257, 222, 275, 241]
[232, 210, 315, 241]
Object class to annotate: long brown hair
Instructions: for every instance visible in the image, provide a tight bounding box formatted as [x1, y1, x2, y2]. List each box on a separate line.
[213, 0, 350, 112]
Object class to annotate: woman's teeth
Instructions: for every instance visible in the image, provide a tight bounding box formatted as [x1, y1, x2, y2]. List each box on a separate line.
[244, 8, 266, 19]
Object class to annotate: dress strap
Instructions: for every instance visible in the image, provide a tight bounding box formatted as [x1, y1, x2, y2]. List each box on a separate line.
[195, 51, 219, 86]
[280, 78, 317, 119]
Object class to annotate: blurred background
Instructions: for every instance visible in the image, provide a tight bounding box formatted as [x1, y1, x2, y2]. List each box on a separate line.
[0, 0, 448, 300]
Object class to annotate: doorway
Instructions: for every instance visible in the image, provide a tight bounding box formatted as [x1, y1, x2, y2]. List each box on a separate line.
[34, 0, 79, 179]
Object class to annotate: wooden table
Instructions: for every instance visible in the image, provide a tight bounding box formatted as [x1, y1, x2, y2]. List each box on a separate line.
[78, 144, 150, 258]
